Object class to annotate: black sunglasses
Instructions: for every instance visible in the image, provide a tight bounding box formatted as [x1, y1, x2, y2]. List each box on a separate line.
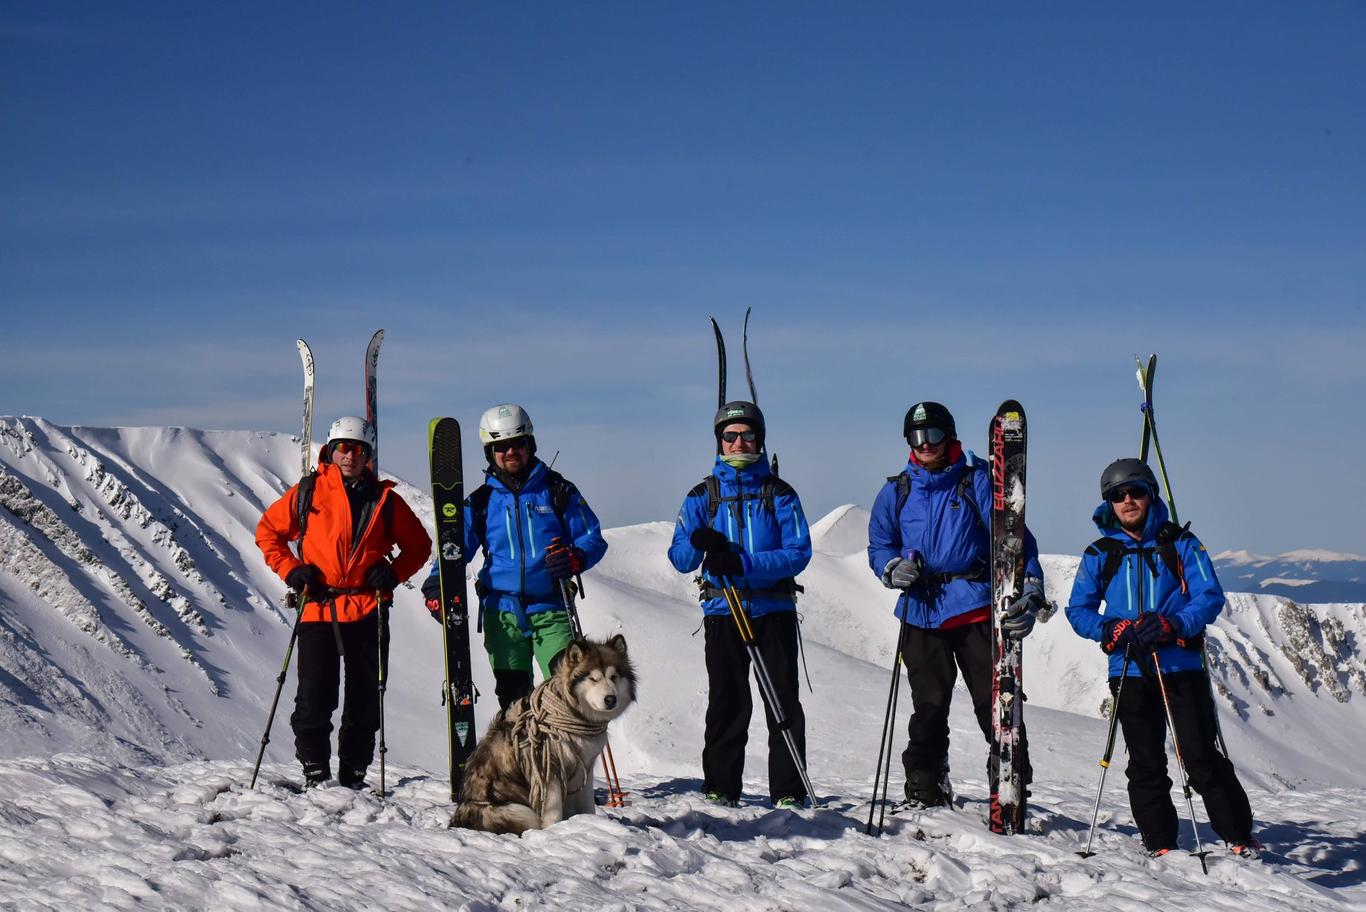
[491, 438, 529, 453]
[1107, 485, 1151, 504]
[909, 427, 947, 447]
[721, 430, 757, 443]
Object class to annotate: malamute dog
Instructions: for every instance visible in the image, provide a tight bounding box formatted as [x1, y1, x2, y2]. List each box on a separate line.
[451, 635, 636, 835]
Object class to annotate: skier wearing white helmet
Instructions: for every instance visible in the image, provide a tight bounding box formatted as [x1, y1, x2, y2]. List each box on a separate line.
[422, 404, 608, 709]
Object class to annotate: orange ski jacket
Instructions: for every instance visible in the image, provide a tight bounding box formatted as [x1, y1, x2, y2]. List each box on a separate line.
[256, 463, 432, 623]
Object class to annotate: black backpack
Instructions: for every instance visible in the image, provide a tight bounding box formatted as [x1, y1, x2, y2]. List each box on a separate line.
[888, 460, 986, 534]
[696, 473, 794, 528]
[1087, 521, 1193, 596]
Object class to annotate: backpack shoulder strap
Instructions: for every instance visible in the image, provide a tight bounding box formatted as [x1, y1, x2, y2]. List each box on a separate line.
[1085, 536, 1129, 593]
[703, 474, 721, 524]
[469, 483, 494, 546]
[1155, 520, 1194, 590]
[957, 460, 987, 533]
[295, 470, 319, 542]
[763, 477, 795, 514]
[888, 471, 911, 519]
[543, 469, 578, 537]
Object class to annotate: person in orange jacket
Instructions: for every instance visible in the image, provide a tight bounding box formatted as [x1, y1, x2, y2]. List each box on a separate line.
[257, 416, 432, 789]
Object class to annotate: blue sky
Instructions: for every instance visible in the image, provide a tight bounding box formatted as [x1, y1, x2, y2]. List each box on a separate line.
[4, 2, 1364, 557]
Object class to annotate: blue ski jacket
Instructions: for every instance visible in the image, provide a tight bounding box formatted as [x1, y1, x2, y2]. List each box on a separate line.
[668, 458, 812, 618]
[424, 460, 607, 630]
[867, 450, 1043, 629]
[1065, 497, 1223, 677]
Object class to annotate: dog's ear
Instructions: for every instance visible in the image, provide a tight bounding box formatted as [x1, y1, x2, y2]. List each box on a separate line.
[608, 633, 627, 655]
[563, 640, 588, 669]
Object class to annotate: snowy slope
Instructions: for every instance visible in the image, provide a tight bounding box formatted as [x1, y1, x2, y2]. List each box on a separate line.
[1213, 549, 1366, 604]
[1, 419, 1363, 909]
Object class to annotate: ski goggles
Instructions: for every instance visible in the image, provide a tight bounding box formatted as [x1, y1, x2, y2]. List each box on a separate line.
[331, 440, 371, 456]
[908, 427, 948, 448]
[1106, 485, 1151, 504]
[720, 430, 757, 443]
[490, 437, 530, 453]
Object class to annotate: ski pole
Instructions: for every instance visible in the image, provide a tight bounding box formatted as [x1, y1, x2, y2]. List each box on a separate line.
[719, 577, 819, 807]
[250, 588, 307, 789]
[1150, 656, 1209, 874]
[377, 593, 389, 797]
[866, 614, 909, 836]
[555, 570, 627, 808]
[1078, 651, 1133, 858]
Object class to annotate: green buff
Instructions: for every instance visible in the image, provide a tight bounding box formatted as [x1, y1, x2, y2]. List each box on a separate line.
[721, 453, 762, 468]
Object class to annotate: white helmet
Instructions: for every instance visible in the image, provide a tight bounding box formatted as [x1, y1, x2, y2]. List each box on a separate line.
[322, 416, 375, 462]
[478, 404, 534, 446]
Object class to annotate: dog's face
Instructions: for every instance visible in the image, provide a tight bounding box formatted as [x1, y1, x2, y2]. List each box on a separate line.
[561, 635, 636, 722]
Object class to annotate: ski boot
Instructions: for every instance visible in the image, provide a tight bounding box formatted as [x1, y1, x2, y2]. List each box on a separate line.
[338, 761, 369, 791]
[903, 768, 952, 809]
[301, 760, 330, 789]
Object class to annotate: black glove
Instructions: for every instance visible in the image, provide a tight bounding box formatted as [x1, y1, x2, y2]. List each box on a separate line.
[1134, 613, 1178, 650]
[285, 563, 325, 594]
[363, 560, 399, 592]
[690, 527, 729, 553]
[1101, 617, 1137, 655]
[702, 550, 745, 579]
[421, 574, 442, 605]
[545, 539, 585, 581]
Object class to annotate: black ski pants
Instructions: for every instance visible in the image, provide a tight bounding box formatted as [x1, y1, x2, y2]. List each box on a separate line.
[292, 610, 390, 770]
[1111, 668, 1253, 850]
[901, 620, 1030, 788]
[702, 611, 807, 803]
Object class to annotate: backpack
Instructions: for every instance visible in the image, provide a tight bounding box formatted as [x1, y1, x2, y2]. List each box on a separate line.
[888, 460, 986, 533]
[294, 470, 393, 551]
[468, 468, 577, 545]
[1087, 521, 1193, 596]
[698, 473, 794, 528]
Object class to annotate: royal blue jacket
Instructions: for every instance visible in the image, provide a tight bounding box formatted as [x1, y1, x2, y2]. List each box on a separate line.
[668, 458, 812, 617]
[867, 450, 1043, 628]
[424, 460, 607, 627]
[1065, 497, 1223, 677]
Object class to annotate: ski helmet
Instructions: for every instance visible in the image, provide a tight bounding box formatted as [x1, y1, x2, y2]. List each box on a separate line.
[714, 400, 765, 451]
[320, 416, 375, 463]
[1099, 458, 1158, 500]
[903, 401, 956, 445]
[479, 404, 536, 457]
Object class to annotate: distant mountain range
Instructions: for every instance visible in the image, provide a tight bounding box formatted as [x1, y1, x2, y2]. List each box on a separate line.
[1213, 549, 1366, 603]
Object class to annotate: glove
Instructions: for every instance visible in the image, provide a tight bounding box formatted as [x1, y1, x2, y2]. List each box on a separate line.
[545, 538, 585, 581]
[285, 563, 325, 594]
[880, 554, 921, 590]
[1101, 617, 1136, 655]
[421, 573, 441, 607]
[1134, 613, 1178, 650]
[690, 527, 729, 553]
[1001, 577, 1045, 640]
[363, 560, 399, 592]
[702, 550, 745, 579]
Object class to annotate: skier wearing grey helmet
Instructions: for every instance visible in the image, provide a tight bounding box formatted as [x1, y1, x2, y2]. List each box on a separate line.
[421, 404, 608, 709]
[867, 401, 1047, 813]
[1065, 458, 1260, 858]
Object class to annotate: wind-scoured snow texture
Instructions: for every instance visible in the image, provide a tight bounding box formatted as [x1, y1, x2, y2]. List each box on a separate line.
[1, 423, 1365, 908]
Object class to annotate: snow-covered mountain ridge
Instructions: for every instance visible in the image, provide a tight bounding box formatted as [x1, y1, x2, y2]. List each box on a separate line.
[2, 417, 1363, 909]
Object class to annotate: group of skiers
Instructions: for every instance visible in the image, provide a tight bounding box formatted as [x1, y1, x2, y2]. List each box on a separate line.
[253, 394, 1260, 857]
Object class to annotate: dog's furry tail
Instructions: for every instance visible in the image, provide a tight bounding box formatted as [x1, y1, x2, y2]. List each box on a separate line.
[449, 801, 541, 836]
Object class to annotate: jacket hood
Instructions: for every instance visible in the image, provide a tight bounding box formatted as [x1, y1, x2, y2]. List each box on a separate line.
[1092, 495, 1170, 542]
[904, 447, 974, 492]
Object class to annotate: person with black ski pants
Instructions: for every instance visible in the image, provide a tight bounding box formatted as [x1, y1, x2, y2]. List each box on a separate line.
[668, 401, 813, 809]
[867, 402, 1047, 817]
[1065, 458, 1260, 859]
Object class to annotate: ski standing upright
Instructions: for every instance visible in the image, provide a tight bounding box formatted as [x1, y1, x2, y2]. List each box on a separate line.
[362, 329, 390, 795]
[428, 417, 478, 800]
[988, 399, 1028, 834]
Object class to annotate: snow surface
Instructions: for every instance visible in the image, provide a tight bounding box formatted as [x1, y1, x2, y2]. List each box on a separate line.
[1, 419, 1364, 909]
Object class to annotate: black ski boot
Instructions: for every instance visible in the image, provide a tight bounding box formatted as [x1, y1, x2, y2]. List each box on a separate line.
[904, 768, 952, 809]
[302, 760, 330, 789]
[338, 761, 369, 791]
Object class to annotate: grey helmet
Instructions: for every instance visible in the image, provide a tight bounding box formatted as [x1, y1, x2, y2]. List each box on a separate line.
[1099, 458, 1158, 499]
[714, 400, 765, 451]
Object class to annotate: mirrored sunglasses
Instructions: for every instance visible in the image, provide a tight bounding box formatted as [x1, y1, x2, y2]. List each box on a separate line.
[909, 427, 947, 448]
[491, 438, 529, 453]
[1107, 485, 1151, 504]
[721, 430, 757, 443]
[332, 440, 370, 456]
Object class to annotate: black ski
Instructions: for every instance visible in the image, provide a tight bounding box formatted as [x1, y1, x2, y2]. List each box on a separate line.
[989, 400, 1028, 835]
[429, 416, 477, 800]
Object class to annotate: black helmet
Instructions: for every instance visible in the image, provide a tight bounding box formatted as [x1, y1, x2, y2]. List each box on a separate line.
[903, 401, 956, 445]
[714, 400, 765, 450]
[1099, 458, 1158, 499]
